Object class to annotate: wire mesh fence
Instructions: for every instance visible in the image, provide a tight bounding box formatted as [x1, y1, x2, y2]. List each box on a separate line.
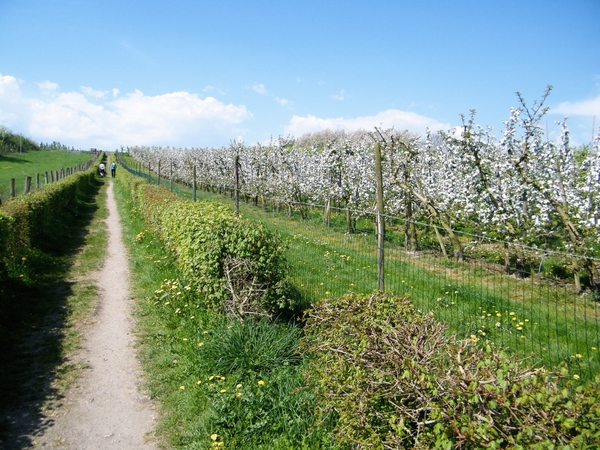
[118, 154, 600, 381]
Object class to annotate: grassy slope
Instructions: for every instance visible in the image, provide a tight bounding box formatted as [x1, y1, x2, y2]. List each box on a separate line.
[0, 150, 94, 200]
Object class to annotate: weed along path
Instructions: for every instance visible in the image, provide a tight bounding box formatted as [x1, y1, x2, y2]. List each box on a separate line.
[33, 179, 157, 449]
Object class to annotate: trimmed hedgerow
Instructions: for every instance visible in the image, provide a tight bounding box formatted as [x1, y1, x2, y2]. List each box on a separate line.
[120, 176, 294, 319]
[301, 292, 600, 449]
[0, 158, 100, 278]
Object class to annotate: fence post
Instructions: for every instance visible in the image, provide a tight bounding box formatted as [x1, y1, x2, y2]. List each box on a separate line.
[193, 165, 197, 202]
[23, 176, 32, 194]
[158, 160, 161, 186]
[374, 142, 385, 291]
[36, 173, 40, 189]
[234, 155, 240, 215]
[10, 178, 16, 198]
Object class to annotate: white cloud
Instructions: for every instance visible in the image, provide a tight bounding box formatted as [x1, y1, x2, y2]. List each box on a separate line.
[0, 73, 253, 148]
[0, 74, 24, 124]
[553, 95, 600, 117]
[0, 74, 21, 95]
[284, 109, 450, 137]
[275, 97, 291, 107]
[252, 83, 267, 95]
[81, 86, 109, 98]
[331, 90, 346, 101]
[36, 80, 58, 95]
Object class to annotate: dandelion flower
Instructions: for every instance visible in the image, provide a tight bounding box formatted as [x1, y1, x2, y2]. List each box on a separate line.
[236, 384, 242, 389]
[236, 392, 242, 398]
[573, 374, 580, 380]
[220, 389, 227, 393]
[198, 342, 204, 347]
[258, 380, 265, 386]
[179, 386, 185, 390]
[211, 434, 218, 441]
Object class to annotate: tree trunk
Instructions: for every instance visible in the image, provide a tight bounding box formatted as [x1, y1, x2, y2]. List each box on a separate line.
[345, 207, 354, 234]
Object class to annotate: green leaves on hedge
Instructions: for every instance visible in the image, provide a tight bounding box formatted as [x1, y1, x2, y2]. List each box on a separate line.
[301, 292, 600, 449]
[125, 182, 293, 318]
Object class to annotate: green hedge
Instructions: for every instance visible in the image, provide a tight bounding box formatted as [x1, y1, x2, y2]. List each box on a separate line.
[301, 292, 600, 449]
[117, 169, 294, 319]
[0, 155, 102, 278]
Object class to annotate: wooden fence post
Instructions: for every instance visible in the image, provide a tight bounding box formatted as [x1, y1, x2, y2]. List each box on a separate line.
[234, 155, 240, 215]
[193, 165, 197, 202]
[374, 142, 385, 291]
[10, 179, 16, 198]
[23, 176, 32, 194]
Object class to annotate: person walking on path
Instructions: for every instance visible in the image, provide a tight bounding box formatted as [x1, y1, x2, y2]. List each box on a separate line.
[111, 161, 117, 178]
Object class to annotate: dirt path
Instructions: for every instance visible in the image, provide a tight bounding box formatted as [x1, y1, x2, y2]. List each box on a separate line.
[31, 179, 158, 449]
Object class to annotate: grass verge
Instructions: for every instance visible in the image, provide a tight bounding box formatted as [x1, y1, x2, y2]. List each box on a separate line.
[114, 176, 337, 449]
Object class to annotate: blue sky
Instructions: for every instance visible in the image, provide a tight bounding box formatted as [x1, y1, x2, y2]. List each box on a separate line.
[0, 0, 599, 149]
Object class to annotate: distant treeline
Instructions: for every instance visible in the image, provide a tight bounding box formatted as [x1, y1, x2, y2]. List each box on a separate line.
[0, 125, 84, 155]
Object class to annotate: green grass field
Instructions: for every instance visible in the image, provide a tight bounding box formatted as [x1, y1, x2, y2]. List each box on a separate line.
[0, 150, 95, 201]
